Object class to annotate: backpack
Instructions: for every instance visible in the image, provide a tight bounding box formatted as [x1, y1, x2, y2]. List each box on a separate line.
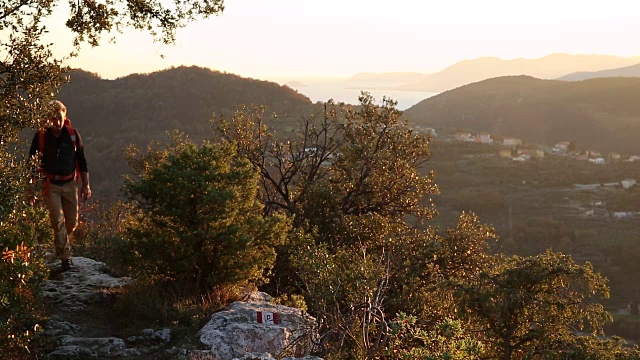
[38, 118, 80, 196]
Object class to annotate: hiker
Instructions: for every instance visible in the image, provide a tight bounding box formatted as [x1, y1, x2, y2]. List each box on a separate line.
[29, 100, 92, 271]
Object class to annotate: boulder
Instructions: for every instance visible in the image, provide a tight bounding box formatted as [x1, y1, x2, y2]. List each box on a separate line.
[198, 297, 317, 360]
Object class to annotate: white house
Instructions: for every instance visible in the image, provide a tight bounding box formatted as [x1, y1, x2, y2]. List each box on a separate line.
[503, 137, 522, 147]
[553, 141, 571, 152]
[622, 179, 637, 189]
[475, 133, 492, 144]
[455, 132, 473, 141]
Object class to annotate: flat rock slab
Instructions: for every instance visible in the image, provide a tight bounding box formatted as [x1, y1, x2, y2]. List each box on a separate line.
[43, 257, 130, 312]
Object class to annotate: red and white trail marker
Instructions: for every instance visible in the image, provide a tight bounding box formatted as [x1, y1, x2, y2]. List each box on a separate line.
[257, 311, 280, 325]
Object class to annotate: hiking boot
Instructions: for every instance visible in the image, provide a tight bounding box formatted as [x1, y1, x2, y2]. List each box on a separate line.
[62, 259, 73, 271]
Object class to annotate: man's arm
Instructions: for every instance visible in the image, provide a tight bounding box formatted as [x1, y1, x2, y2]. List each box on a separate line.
[80, 171, 92, 201]
[74, 130, 92, 201]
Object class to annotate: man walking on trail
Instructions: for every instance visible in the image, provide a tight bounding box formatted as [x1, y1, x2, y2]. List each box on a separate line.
[29, 100, 92, 271]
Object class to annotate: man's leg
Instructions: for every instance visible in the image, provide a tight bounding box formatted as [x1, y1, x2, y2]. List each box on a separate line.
[61, 181, 79, 237]
[60, 181, 79, 261]
[44, 183, 72, 260]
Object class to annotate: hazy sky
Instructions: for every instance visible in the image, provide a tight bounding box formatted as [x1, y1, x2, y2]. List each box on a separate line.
[46, 0, 639, 82]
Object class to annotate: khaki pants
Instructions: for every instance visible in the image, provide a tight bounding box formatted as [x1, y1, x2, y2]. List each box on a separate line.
[44, 181, 78, 261]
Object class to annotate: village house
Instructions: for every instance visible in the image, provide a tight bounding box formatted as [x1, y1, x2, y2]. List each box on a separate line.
[454, 132, 473, 141]
[503, 137, 522, 147]
[609, 153, 621, 161]
[627, 155, 640, 162]
[613, 212, 634, 219]
[589, 158, 605, 164]
[622, 179, 637, 189]
[475, 133, 493, 144]
[553, 141, 571, 152]
[587, 150, 602, 158]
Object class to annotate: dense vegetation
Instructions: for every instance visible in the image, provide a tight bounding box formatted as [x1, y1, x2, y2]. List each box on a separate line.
[68, 94, 627, 359]
[404, 76, 640, 154]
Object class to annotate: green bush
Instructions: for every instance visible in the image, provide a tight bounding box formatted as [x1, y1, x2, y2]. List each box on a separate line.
[123, 136, 290, 289]
[386, 313, 483, 359]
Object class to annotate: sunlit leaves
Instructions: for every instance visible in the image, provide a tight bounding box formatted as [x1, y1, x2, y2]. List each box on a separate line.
[456, 250, 612, 359]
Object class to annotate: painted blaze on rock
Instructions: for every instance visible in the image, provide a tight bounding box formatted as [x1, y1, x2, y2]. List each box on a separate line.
[257, 311, 280, 324]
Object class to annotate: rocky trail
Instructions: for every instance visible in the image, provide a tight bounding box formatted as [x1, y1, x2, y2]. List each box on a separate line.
[40, 257, 321, 360]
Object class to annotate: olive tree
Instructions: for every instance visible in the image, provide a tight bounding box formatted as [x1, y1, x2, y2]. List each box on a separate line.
[457, 250, 612, 360]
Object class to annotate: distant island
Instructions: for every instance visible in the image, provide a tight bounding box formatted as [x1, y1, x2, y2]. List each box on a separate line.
[347, 54, 640, 93]
[285, 81, 307, 88]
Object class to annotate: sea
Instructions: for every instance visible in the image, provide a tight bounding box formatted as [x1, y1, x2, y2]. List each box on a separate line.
[280, 78, 437, 111]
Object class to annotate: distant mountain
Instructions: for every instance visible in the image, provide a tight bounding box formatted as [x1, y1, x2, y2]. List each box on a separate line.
[395, 54, 640, 92]
[557, 62, 640, 81]
[285, 81, 307, 87]
[404, 75, 640, 154]
[58, 66, 317, 199]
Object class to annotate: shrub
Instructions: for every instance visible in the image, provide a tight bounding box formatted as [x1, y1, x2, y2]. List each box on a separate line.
[386, 313, 483, 359]
[123, 136, 290, 289]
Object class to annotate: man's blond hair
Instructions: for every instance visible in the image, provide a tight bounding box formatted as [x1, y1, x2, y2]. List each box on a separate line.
[48, 100, 67, 116]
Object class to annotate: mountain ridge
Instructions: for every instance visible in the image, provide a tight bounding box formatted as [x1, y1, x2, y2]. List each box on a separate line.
[341, 54, 640, 93]
[557, 62, 640, 81]
[403, 75, 640, 155]
[57, 66, 317, 199]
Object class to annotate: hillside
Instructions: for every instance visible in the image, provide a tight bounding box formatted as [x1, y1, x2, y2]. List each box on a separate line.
[395, 54, 640, 92]
[558, 62, 640, 81]
[57, 66, 317, 199]
[404, 75, 640, 154]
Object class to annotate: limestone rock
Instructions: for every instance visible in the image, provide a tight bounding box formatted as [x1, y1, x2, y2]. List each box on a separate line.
[42, 318, 81, 337]
[57, 335, 126, 356]
[198, 298, 317, 360]
[43, 257, 130, 312]
[127, 328, 172, 345]
[230, 353, 323, 360]
[46, 345, 95, 360]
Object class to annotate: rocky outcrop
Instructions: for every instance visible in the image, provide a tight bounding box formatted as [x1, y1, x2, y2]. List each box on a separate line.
[197, 292, 318, 359]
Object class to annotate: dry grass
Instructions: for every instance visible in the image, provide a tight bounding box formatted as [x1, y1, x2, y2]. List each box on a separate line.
[112, 278, 244, 338]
